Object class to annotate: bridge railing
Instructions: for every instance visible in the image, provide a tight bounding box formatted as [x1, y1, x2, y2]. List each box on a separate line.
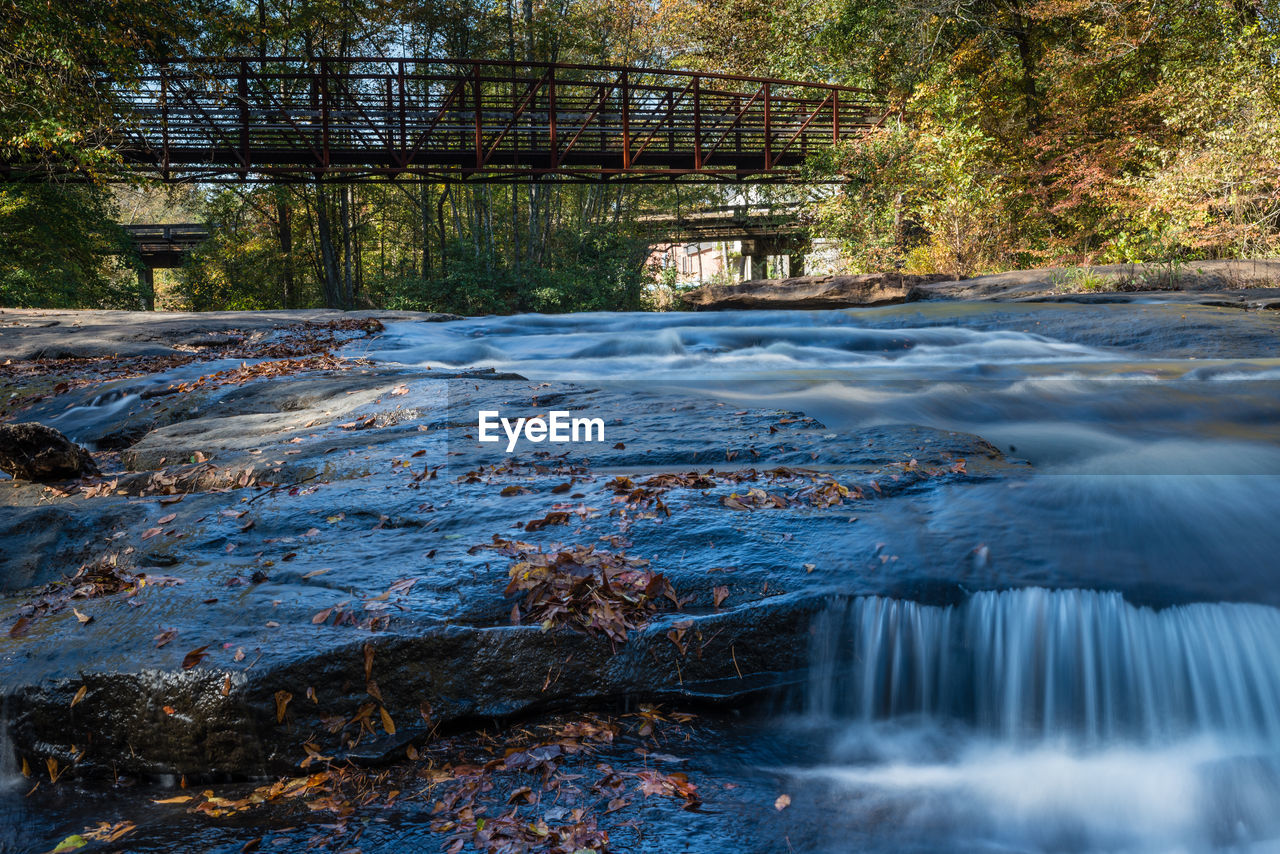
[104, 57, 883, 182]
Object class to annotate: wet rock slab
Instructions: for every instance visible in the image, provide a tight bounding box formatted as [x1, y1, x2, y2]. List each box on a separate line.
[0, 320, 1015, 779]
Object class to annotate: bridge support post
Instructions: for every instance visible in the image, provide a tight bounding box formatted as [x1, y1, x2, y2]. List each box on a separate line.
[139, 266, 156, 311]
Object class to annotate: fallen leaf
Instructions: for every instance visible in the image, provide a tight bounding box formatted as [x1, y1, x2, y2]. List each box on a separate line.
[775, 793, 791, 810]
[72, 608, 93, 625]
[182, 645, 210, 670]
[141, 527, 162, 540]
[157, 513, 177, 525]
[713, 586, 729, 608]
[50, 835, 87, 853]
[70, 686, 87, 708]
[152, 795, 194, 804]
[154, 628, 177, 648]
[379, 705, 396, 735]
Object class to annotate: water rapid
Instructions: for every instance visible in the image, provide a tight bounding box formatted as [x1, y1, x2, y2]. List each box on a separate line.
[366, 304, 1280, 851]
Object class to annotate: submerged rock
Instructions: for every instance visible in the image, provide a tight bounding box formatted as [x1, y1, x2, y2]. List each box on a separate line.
[0, 422, 99, 482]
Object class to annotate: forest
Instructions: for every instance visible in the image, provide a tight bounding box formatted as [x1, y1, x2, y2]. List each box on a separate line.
[1, 0, 1277, 314]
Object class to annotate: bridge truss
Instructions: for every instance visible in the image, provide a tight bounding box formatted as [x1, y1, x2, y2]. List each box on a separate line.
[18, 58, 884, 184]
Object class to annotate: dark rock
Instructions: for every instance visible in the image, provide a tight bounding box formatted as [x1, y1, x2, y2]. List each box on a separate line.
[680, 273, 955, 310]
[0, 422, 99, 482]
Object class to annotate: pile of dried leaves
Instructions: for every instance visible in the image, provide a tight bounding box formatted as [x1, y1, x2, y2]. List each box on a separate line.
[475, 537, 677, 644]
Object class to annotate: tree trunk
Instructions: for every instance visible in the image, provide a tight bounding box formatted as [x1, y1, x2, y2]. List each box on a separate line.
[1009, 4, 1041, 131]
[340, 184, 354, 309]
[315, 184, 343, 309]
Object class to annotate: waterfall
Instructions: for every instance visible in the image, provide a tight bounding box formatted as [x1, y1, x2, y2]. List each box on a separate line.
[808, 587, 1280, 744]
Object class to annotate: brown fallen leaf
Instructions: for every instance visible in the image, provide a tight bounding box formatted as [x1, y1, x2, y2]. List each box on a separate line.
[713, 586, 729, 608]
[154, 628, 177, 648]
[182, 645, 210, 670]
[157, 513, 177, 525]
[152, 795, 194, 804]
[8, 616, 30, 638]
[70, 685, 87, 708]
[72, 608, 93, 625]
[141, 527, 163, 540]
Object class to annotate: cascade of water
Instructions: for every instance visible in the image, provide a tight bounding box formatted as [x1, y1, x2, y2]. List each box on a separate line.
[808, 587, 1280, 744]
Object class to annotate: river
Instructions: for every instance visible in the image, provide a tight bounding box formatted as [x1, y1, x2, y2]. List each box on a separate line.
[4, 300, 1280, 853]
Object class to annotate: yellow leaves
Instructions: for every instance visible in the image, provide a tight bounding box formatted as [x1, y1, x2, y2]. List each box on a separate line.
[379, 706, 396, 736]
[775, 793, 792, 810]
[152, 794, 194, 804]
[70, 685, 87, 708]
[274, 690, 292, 723]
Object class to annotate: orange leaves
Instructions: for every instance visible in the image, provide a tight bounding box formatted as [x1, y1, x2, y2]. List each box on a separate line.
[636, 770, 701, 809]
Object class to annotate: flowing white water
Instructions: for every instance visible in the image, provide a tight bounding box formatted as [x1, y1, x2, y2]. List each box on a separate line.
[808, 588, 1280, 743]
[791, 589, 1280, 852]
